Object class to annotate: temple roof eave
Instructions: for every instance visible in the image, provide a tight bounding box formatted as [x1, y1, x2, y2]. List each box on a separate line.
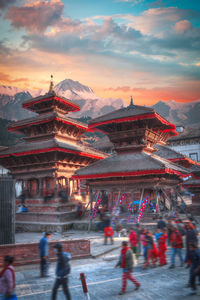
[88, 105, 176, 133]
[22, 93, 80, 112]
[73, 151, 189, 180]
[8, 113, 92, 133]
[0, 138, 107, 160]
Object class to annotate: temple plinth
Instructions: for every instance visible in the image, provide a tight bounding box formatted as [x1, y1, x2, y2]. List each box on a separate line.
[73, 100, 189, 219]
[0, 79, 106, 232]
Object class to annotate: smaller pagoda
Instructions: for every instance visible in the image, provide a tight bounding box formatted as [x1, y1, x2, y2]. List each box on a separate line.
[0, 77, 106, 232]
[73, 98, 189, 216]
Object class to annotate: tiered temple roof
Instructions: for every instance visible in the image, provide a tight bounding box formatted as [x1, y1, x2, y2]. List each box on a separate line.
[74, 100, 189, 186]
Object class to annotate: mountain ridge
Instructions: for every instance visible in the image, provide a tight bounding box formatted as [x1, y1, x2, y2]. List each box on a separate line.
[0, 79, 199, 126]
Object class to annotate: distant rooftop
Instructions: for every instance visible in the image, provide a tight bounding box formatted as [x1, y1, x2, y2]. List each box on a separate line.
[169, 124, 200, 141]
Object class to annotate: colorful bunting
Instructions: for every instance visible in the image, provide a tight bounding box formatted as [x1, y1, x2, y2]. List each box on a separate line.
[137, 195, 150, 223]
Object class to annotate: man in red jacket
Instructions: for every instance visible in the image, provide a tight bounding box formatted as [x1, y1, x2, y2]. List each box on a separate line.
[129, 228, 138, 259]
[115, 241, 140, 295]
[169, 227, 184, 268]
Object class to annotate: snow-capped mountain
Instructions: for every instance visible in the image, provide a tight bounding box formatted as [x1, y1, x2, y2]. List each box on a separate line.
[152, 100, 200, 126]
[55, 78, 97, 101]
[0, 79, 125, 120]
[0, 79, 200, 126]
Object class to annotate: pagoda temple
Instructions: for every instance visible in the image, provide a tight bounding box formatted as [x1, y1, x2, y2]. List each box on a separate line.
[73, 99, 190, 216]
[0, 78, 106, 232]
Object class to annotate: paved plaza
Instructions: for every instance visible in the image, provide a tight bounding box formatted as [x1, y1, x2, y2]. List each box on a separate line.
[14, 231, 200, 300]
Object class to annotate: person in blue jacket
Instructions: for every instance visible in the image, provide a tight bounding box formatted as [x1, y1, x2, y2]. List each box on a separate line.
[51, 243, 71, 300]
[39, 232, 51, 277]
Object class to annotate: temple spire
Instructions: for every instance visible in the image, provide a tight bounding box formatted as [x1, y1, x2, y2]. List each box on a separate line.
[48, 74, 55, 94]
[128, 95, 134, 108]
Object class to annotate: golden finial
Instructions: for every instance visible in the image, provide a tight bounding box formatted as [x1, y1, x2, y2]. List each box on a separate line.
[128, 95, 134, 108]
[130, 95, 134, 106]
[48, 74, 55, 94]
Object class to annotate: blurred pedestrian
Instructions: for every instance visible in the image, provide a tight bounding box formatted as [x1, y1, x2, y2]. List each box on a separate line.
[39, 232, 51, 277]
[187, 243, 200, 295]
[129, 228, 138, 262]
[51, 243, 71, 300]
[115, 241, 140, 295]
[158, 229, 168, 266]
[0, 255, 17, 300]
[135, 224, 142, 255]
[169, 227, 184, 268]
[144, 231, 157, 269]
[157, 216, 166, 230]
[185, 223, 198, 268]
[141, 228, 147, 264]
[104, 226, 114, 245]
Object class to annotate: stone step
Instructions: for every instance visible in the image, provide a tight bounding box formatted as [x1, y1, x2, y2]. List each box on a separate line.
[16, 211, 77, 223]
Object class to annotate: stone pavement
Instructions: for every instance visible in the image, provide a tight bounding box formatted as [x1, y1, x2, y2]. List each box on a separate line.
[14, 231, 200, 300]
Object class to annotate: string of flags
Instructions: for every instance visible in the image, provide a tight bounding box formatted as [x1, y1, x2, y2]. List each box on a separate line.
[119, 193, 125, 205]
[137, 195, 150, 223]
[89, 192, 102, 219]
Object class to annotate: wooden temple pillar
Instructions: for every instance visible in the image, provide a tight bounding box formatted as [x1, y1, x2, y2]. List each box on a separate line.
[139, 188, 144, 210]
[38, 177, 43, 197]
[88, 186, 94, 232]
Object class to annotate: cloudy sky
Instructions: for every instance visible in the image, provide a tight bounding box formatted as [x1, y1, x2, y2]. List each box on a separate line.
[0, 0, 200, 105]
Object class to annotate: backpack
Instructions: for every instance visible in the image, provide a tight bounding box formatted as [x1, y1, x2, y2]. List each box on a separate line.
[63, 253, 71, 275]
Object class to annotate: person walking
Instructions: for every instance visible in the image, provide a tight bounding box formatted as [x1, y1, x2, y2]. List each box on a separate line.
[169, 227, 184, 268]
[185, 222, 198, 268]
[186, 243, 200, 295]
[51, 243, 71, 300]
[104, 226, 114, 245]
[115, 241, 140, 295]
[39, 232, 51, 277]
[135, 224, 142, 256]
[145, 231, 156, 269]
[141, 228, 147, 264]
[129, 228, 138, 262]
[0, 255, 17, 300]
[158, 229, 168, 266]
[187, 243, 200, 295]
[157, 216, 166, 230]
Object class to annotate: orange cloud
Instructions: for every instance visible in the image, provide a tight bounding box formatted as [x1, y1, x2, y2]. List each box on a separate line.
[0, 72, 30, 84]
[174, 20, 192, 34]
[5, 0, 64, 33]
[103, 81, 200, 105]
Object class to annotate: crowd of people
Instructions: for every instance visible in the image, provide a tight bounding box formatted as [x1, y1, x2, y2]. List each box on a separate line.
[0, 215, 199, 299]
[126, 217, 200, 295]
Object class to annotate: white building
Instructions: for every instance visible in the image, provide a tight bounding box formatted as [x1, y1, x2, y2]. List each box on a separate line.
[168, 125, 200, 162]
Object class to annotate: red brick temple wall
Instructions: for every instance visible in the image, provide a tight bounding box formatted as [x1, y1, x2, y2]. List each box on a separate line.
[0, 239, 90, 267]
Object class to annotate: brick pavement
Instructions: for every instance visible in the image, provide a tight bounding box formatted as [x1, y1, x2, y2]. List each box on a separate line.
[15, 245, 200, 300]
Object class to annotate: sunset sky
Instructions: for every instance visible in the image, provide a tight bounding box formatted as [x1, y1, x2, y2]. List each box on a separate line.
[0, 0, 200, 105]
